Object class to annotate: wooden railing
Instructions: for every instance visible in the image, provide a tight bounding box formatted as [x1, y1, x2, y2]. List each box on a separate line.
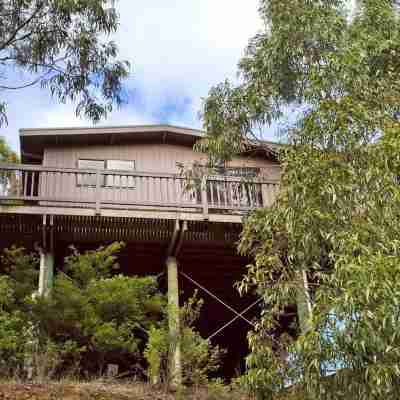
[0, 164, 279, 216]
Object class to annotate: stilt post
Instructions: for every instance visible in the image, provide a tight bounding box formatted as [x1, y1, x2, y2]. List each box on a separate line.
[166, 256, 182, 387]
[38, 250, 54, 297]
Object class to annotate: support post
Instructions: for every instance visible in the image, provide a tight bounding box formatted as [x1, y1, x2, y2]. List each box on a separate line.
[38, 250, 54, 297]
[295, 267, 312, 334]
[166, 256, 182, 387]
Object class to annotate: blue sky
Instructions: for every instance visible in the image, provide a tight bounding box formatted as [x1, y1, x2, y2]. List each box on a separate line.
[1, 0, 268, 152]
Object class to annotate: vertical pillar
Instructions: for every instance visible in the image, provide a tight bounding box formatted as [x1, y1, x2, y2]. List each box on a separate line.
[261, 183, 271, 207]
[166, 256, 182, 387]
[38, 250, 54, 297]
[295, 267, 312, 334]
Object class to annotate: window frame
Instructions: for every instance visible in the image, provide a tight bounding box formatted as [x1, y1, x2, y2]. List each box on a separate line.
[76, 159, 105, 187]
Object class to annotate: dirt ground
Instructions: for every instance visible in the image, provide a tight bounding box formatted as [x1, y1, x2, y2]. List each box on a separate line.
[0, 382, 177, 400]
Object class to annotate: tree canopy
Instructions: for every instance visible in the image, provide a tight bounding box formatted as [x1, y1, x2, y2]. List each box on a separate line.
[201, 0, 400, 398]
[0, 136, 17, 162]
[0, 0, 130, 127]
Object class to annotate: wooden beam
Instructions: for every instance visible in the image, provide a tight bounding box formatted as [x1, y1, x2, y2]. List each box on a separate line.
[167, 219, 180, 256]
[0, 205, 245, 223]
[174, 221, 187, 257]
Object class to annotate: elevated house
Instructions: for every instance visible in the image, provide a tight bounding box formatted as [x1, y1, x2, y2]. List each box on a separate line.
[0, 125, 281, 379]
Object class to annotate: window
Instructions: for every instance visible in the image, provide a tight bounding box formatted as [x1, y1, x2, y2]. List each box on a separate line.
[223, 167, 260, 178]
[77, 159, 136, 188]
[77, 159, 105, 186]
[105, 160, 136, 188]
[206, 166, 262, 207]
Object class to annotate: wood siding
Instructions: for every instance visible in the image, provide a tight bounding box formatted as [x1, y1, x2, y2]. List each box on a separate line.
[43, 143, 281, 179]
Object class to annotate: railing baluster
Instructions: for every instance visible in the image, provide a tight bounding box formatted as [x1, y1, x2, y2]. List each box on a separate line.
[159, 177, 163, 203]
[23, 171, 27, 197]
[95, 170, 101, 214]
[165, 177, 169, 203]
[53, 171, 57, 200]
[146, 176, 150, 202]
[173, 176, 178, 205]
[29, 171, 35, 197]
[215, 180, 221, 207]
[0, 163, 280, 212]
[209, 180, 214, 206]
[15, 170, 20, 197]
[257, 183, 262, 207]
[201, 175, 208, 219]
[246, 183, 252, 207]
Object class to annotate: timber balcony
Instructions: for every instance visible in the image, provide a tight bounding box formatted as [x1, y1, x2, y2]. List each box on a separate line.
[0, 163, 279, 223]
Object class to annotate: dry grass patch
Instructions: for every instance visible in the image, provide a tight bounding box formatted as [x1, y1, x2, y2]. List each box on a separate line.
[0, 381, 254, 400]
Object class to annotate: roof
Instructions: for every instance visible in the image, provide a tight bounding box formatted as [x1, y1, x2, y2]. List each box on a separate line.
[19, 124, 281, 164]
[19, 124, 204, 163]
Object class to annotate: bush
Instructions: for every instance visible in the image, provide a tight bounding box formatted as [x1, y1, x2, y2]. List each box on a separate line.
[0, 244, 226, 385]
[0, 246, 38, 306]
[145, 291, 225, 386]
[0, 309, 29, 377]
[0, 243, 166, 379]
[29, 243, 165, 377]
[0, 247, 38, 377]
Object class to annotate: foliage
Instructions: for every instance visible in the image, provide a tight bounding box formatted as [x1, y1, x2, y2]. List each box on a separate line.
[203, 379, 244, 400]
[145, 292, 225, 387]
[0, 309, 29, 376]
[29, 242, 165, 376]
[0, 246, 38, 377]
[0, 0, 130, 125]
[0, 137, 18, 162]
[0, 246, 39, 304]
[145, 325, 169, 383]
[0, 137, 19, 200]
[201, 0, 400, 398]
[0, 242, 165, 379]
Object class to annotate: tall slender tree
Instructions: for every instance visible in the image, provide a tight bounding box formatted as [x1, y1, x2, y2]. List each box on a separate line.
[201, 1, 400, 398]
[0, 137, 17, 162]
[0, 0, 130, 127]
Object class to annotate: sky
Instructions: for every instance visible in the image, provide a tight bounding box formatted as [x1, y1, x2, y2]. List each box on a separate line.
[1, 0, 266, 152]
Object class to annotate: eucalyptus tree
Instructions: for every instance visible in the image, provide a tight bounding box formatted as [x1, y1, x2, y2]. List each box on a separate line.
[0, 0, 130, 127]
[0, 136, 17, 162]
[200, 0, 400, 398]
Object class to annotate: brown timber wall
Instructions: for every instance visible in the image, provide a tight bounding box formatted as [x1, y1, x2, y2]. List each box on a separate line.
[43, 143, 281, 179]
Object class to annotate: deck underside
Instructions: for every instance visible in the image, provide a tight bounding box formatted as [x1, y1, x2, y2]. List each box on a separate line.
[0, 211, 258, 378]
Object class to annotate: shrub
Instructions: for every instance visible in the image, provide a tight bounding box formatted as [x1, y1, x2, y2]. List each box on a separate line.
[145, 291, 225, 386]
[0, 246, 38, 306]
[0, 249, 38, 377]
[0, 243, 166, 379]
[29, 243, 165, 377]
[0, 309, 29, 377]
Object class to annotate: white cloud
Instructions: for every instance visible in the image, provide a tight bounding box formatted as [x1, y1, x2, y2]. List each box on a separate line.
[1, 0, 265, 152]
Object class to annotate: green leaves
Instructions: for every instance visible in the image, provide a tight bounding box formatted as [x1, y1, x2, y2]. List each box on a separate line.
[144, 293, 225, 386]
[64, 241, 123, 288]
[0, 243, 166, 377]
[0, 137, 18, 162]
[0, 0, 130, 125]
[201, 0, 400, 397]
[32, 243, 165, 374]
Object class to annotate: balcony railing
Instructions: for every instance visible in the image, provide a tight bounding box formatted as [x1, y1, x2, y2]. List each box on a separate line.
[0, 164, 279, 217]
